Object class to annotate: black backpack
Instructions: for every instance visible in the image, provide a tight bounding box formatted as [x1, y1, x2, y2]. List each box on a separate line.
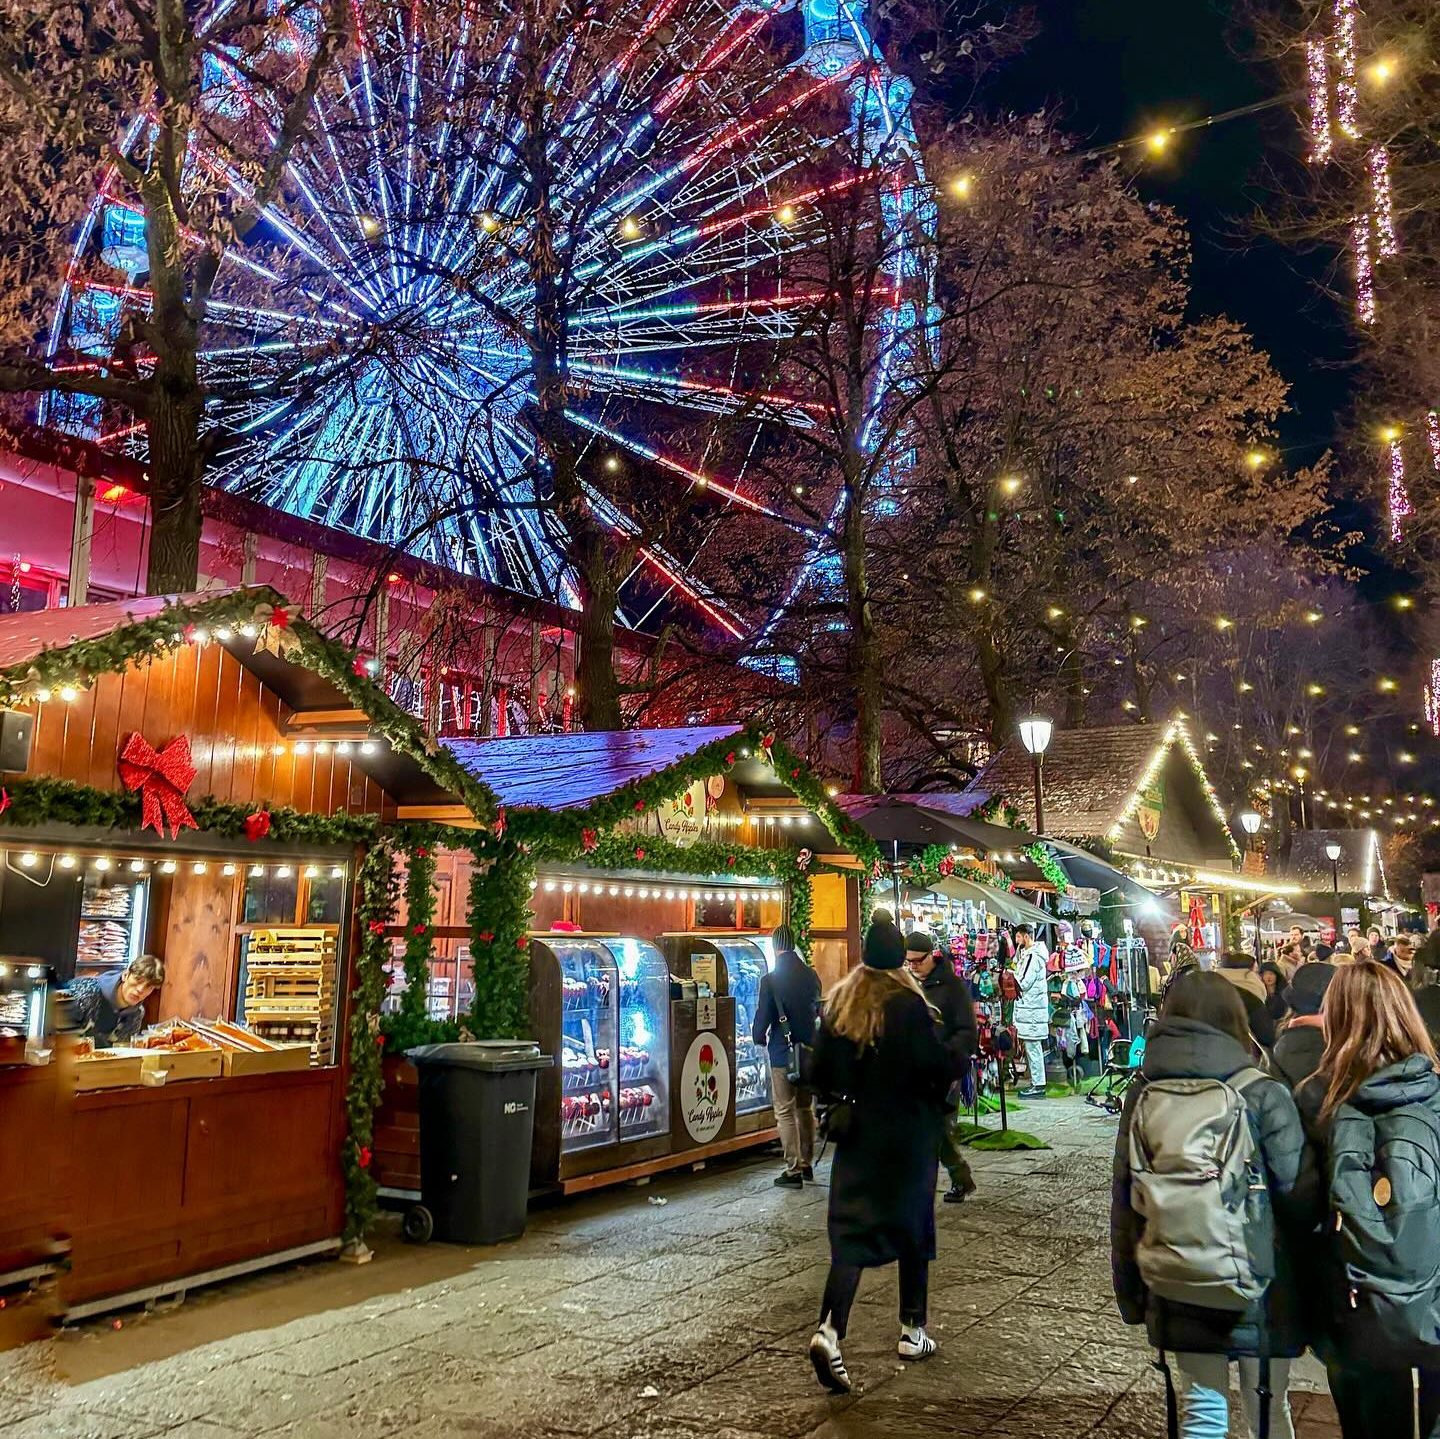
[1326, 1097, 1440, 1363]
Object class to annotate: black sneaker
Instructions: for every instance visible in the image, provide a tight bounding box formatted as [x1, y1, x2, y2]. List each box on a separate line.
[943, 1177, 977, 1204]
[774, 1169, 804, 1188]
[1016, 1086, 1048, 1099]
[800, 1164, 815, 1182]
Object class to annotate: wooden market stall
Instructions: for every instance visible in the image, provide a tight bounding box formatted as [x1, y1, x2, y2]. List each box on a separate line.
[370, 726, 873, 1199]
[0, 587, 480, 1315]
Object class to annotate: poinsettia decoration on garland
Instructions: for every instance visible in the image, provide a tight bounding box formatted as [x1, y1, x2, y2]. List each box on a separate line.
[904, 843, 1014, 893]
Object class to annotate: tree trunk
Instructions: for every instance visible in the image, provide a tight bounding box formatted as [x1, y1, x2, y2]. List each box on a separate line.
[144, 377, 206, 594]
[843, 498, 883, 793]
[574, 529, 624, 730]
[977, 628, 1013, 749]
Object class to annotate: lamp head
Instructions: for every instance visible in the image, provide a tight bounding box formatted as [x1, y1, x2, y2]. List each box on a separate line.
[1018, 716, 1054, 757]
[1239, 810, 1262, 836]
[1325, 841, 1343, 862]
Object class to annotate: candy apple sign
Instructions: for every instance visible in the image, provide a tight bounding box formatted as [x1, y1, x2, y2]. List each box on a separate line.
[681, 1033, 731, 1144]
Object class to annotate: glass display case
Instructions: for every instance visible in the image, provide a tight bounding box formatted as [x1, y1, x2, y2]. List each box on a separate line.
[544, 936, 670, 1154]
[0, 959, 53, 1065]
[77, 872, 147, 977]
[708, 938, 773, 1116]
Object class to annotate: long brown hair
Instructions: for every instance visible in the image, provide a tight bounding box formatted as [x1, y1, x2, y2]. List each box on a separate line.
[824, 964, 933, 1049]
[1316, 961, 1439, 1119]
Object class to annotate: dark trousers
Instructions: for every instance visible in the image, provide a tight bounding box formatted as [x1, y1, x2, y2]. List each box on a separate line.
[1326, 1363, 1440, 1438]
[819, 1257, 928, 1340]
[937, 1114, 974, 1190]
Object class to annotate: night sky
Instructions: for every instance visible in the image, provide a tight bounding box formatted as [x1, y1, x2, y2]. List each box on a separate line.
[991, 0, 1358, 470]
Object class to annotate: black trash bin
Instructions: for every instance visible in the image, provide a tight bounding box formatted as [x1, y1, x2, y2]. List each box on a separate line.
[406, 1040, 552, 1245]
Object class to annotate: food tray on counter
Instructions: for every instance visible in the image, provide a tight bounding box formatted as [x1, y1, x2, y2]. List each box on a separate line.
[139, 1048, 223, 1083]
[221, 1044, 311, 1076]
[73, 1049, 147, 1090]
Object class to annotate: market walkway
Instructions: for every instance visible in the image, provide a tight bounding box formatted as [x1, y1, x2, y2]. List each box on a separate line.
[0, 1096, 1342, 1438]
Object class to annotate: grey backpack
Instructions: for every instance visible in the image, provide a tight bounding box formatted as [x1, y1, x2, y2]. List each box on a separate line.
[1128, 1068, 1275, 1312]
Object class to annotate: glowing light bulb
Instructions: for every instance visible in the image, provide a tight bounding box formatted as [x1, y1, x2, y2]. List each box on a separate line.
[620, 216, 641, 240]
[160, 859, 177, 874]
[192, 861, 207, 875]
[129, 858, 146, 873]
[1368, 57, 1395, 85]
[358, 214, 382, 239]
[59, 686, 78, 703]
[968, 587, 987, 603]
[999, 475, 1023, 495]
[222, 863, 237, 876]
[58, 854, 76, 870]
[775, 203, 797, 225]
[34, 687, 51, 703]
[1146, 129, 1171, 153]
[478, 211, 500, 233]
[94, 857, 111, 872]
[18, 852, 37, 869]
[949, 174, 972, 199]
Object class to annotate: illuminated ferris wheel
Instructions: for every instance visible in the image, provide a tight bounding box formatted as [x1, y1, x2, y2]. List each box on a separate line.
[45, 0, 927, 633]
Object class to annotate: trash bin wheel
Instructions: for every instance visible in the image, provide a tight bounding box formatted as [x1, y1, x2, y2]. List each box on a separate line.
[402, 1205, 434, 1245]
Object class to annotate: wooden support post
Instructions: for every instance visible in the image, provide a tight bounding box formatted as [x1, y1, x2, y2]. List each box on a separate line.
[529, 622, 542, 731]
[478, 625, 499, 737]
[241, 531, 258, 585]
[308, 554, 327, 616]
[68, 473, 95, 606]
[374, 590, 389, 680]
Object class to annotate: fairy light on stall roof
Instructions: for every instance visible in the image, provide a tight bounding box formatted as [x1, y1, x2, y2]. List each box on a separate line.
[1368, 147, 1397, 257]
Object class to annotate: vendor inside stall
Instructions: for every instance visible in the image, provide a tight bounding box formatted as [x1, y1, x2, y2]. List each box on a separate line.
[66, 954, 164, 1047]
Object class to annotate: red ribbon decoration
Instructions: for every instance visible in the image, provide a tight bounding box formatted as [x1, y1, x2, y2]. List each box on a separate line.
[117, 733, 198, 839]
[0, 787, 10, 816]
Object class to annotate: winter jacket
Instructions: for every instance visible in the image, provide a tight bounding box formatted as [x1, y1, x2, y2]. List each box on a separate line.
[1268, 1015, 1326, 1093]
[66, 972, 146, 1047]
[752, 949, 822, 1068]
[917, 957, 979, 1080]
[1111, 1016, 1321, 1358]
[1012, 942, 1050, 1042]
[811, 982, 949, 1268]
[1296, 1055, 1440, 1366]
[1217, 968, 1277, 1051]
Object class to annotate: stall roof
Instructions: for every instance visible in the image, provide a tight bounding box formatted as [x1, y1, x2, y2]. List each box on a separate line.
[1280, 829, 1387, 898]
[928, 875, 1055, 928]
[0, 593, 185, 669]
[962, 719, 1238, 866]
[442, 726, 743, 810]
[836, 794, 1030, 854]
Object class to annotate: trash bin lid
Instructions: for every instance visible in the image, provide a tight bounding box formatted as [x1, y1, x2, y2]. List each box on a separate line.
[406, 1040, 550, 1072]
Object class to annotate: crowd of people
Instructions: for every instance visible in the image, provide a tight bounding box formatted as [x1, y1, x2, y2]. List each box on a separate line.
[762, 904, 1440, 1436]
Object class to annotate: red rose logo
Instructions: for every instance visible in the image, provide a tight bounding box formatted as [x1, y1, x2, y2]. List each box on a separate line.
[699, 1043, 714, 1066]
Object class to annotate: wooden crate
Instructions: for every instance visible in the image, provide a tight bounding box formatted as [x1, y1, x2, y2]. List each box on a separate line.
[73, 1050, 146, 1091]
[222, 1044, 312, 1077]
[242, 929, 338, 1064]
[139, 1049, 224, 1083]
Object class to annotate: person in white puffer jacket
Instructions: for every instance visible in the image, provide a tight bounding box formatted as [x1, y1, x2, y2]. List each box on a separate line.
[1010, 923, 1051, 1098]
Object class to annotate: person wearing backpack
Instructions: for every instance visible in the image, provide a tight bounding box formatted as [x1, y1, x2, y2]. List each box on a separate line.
[752, 924, 823, 1188]
[1267, 963, 1334, 1092]
[1111, 972, 1319, 1439]
[1295, 961, 1440, 1438]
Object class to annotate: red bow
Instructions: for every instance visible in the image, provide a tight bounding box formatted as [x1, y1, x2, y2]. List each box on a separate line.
[581, 828, 598, 853]
[117, 733, 198, 839]
[0, 787, 10, 816]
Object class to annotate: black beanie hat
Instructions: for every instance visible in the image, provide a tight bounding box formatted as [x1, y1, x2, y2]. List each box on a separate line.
[904, 930, 935, 956]
[863, 916, 906, 970]
[1288, 962, 1336, 1017]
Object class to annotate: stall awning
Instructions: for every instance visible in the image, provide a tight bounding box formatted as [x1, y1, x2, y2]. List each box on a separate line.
[837, 795, 1029, 854]
[443, 726, 742, 810]
[927, 876, 1055, 928]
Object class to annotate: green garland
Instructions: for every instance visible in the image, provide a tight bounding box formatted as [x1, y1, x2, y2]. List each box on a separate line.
[0, 586, 499, 824]
[973, 795, 1024, 829]
[467, 841, 534, 1039]
[343, 837, 398, 1243]
[398, 842, 438, 1023]
[1023, 842, 1070, 895]
[903, 842, 1014, 893]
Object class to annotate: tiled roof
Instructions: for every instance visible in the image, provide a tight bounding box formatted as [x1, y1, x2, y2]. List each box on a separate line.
[442, 726, 742, 809]
[963, 724, 1173, 837]
[1280, 829, 1386, 896]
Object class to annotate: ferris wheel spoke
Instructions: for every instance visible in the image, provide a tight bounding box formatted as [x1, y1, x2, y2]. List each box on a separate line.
[350, 35, 404, 295]
[571, 359, 820, 424]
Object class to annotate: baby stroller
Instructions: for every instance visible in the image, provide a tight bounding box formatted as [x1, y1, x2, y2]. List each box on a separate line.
[1084, 1030, 1147, 1115]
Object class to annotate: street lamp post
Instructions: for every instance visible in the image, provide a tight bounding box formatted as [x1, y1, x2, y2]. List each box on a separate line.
[1326, 840, 1343, 895]
[1018, 716, 1054, 835]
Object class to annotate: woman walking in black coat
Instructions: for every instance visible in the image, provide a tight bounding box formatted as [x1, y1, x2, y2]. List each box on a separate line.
[808, 916, 950, 1393]
[1111, 972, 1319, 1439]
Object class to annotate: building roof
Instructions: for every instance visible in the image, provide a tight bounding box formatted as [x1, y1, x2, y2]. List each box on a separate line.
[442, 726, 743, 810]
[0, 593, 195, 671]
[1280, 829, 1388, 898]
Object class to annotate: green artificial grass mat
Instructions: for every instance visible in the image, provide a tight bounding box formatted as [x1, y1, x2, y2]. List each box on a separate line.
[952, 1120, 1050, 1151]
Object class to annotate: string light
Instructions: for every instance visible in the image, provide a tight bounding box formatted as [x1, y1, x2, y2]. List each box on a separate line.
[1354, 214, 1375, 324]
[1306, 38, 1332, 161]
[1333, 0, 1360, 139]
[1388, 438, 1412, 541]
[1368, 146, 1397, 257]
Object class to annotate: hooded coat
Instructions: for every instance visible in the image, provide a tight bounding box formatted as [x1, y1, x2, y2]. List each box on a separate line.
[1268, 1016, 1326, 1093]
[810, 980, 949, 1268]
[1011, 941, 1050, 1042]
[1111, 1017, 1321, 1357]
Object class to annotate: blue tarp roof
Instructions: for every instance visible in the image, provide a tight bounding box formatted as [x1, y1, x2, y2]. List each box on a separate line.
[441, 725, 742, 810]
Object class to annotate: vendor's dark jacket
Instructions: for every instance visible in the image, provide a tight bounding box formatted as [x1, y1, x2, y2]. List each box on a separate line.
[1110, 1017, 1321, 1358]
[66, 973, 145, 1047]
[752, 948, 822, 1068]
[1268, 1015, 1326, 1093]
[917, 957, 979, 1079]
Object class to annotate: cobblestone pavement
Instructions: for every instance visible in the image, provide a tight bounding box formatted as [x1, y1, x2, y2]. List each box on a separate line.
[1, 1096, 1343, 1438]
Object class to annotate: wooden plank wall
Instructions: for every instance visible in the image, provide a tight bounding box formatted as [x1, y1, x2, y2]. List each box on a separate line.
[24, 644, 388, 817]
[156, 870, 239, 1020]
